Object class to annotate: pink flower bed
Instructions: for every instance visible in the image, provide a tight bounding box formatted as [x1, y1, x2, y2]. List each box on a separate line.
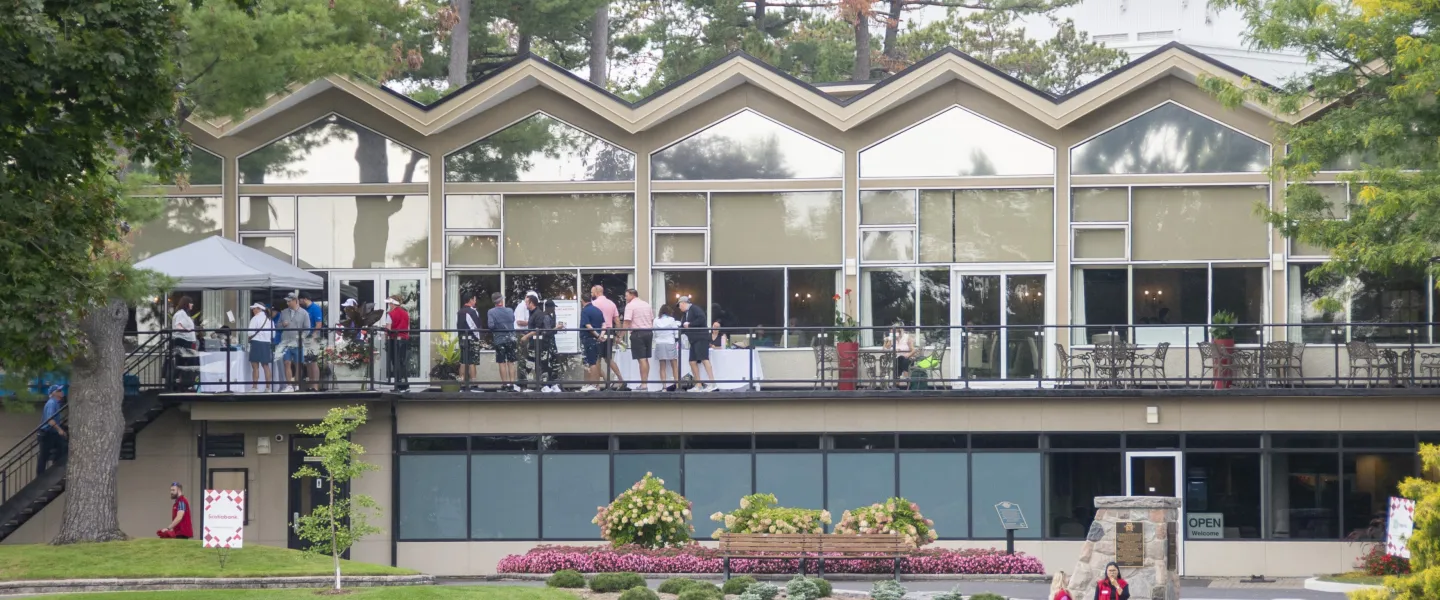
[495, 544, 1044, 575]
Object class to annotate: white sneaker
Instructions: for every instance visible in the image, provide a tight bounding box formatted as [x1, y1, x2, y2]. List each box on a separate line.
[522, 387, 534, 393]
[282, 385, 295, 393]
[687, 385, 705, 393]
[580, 385, 598, 392]
[511, 384, 523, 393]
[704, 384, 718, 392]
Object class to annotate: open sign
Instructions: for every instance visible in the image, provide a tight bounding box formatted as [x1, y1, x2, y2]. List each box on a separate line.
[1186, 513, 1223, 538]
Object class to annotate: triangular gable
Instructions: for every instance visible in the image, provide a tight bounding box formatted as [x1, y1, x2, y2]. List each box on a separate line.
[446, 112, 635, 182]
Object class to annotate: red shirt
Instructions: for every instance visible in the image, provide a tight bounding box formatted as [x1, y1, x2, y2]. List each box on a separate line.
[172, 494, 194, 538]
[388, 306, 411, 340]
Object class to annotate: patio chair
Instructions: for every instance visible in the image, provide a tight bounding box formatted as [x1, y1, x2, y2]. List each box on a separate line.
[1132, 342, 1170, 387]
[1420, 352, 1440, 384]
[812, 338, 839, 389]
[1262, 341, 1302, 386]
[1054, 343, 1090, 388]
[915, 337, 949, 383]
[1197, 342, 1217, 386]
[1346, 340, 1396, 387]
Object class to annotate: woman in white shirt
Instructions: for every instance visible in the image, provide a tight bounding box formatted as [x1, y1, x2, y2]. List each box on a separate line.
[884, 324, 920, 384]
[653, 305, 681, 392]
[247, 303, 275, 392]
[171, 296, 199, 391]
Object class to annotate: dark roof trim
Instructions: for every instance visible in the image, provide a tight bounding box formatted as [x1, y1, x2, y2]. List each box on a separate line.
[370, 42, 1280, 114]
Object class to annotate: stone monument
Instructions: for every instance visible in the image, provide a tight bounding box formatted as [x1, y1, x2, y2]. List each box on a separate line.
[1064, 496, 1180, 600]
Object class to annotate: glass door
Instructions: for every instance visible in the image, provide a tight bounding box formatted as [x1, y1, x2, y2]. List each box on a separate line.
[1125, 450, 1184, 575]
[327, 271, 427, 383]
[953, 271, 1050, 382]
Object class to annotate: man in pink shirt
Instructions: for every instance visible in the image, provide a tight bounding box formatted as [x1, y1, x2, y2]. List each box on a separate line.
[623, 289, 656, 390]
[589, 285, 625, 388]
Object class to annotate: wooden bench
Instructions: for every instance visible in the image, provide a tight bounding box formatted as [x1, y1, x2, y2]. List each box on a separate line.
[717, 533, 914, 581]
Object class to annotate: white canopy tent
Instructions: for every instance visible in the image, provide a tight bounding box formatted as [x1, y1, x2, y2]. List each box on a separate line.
[135, 236, 323, 290]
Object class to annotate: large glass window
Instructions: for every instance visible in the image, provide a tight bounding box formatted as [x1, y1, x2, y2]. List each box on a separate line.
[1131, 187, 1269, 260]
[788, 269, 838, 347]
[919, 189, 1054, 263]
[712, 270, 784, 343]
[860, 268, 951, 345]
[1269, 453, 1340, 539]
[471, 454, 539, 539]
[1047, 453, 1121, 539]
[755, 454, 823, 510]
[542, 455, 609, 539]
[398, 455, 467, 540]
[1344, 452, 1416, 540]
[1184, 453, 1262, 540]
[900, 454, 967, 539]
[1132, 267, 1207, 345]
[1287, 264, 1434, 343]
[240, 195, 297, 232]
[502, 194, 634, 267]
[860, 107, 1055, 178]
[827, 454, 897, 523]
[1288, 264, 1345, 344]
[239, 114, 429, 184]
[652, 110, 842, 180]
[1071, 103, 1270, 175]
[1290, 184, 1349, 257]
[296, 195, 428, 269]
[130, 197, 224, 260]
[614, 454, 682, 496]
[971, 453, 1042, 538]
[861, 190, 916, 225]
[685, 454, 752, 526]
[445, 194, 503, 229]
[445, 113, 635, 182]
[1073, 265, 1266, 344]
[710, 192, 841, 265]
[1071, 268, 1128, 344]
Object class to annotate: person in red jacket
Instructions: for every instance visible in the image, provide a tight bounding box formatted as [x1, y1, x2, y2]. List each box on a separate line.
[156, 482, 194, 539]
[385, 296, 412, 391]
[1094, 562, 1130, 600]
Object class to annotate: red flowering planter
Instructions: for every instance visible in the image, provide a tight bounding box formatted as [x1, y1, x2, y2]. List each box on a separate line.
[496, 544, 1045, 575]
[837, 341, 860, 391]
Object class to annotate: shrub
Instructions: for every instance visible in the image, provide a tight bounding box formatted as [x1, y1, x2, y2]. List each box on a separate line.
[546, 569, 586, 588]
[677, 586, 723, 600]
[833, 497, 939, 547]
[494, 544, 1044, 575]
[1361, 543, 1411, 576]
[722, 575, 758, 595]
[590, 572, 647, 593]
[871, 580, 907, 600]
[739, 582, 779, 600]
[710, 493, 832, 538]
[812, 577, 832, 597]
[594, 473, 695, 549]
[620, 587, 660, 600]
[969, 593, 1007, 600]
[786, 576, 822, 600]
[657, 578, 699, 594]
[933, 589, 964, 600]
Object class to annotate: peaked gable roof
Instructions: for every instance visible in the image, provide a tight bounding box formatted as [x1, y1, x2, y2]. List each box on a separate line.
[189, 43, 1322, 140]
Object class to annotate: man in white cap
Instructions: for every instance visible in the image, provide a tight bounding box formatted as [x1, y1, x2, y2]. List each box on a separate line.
[246, 302, 274, 392]
[384, 296, 411, 391]
[513, 291, 539, 387]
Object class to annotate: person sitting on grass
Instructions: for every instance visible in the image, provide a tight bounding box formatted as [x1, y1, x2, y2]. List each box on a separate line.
[156, 482, 194, 539]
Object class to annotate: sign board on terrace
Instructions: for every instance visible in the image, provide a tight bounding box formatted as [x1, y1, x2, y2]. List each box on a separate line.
[203, 489, 245, 549]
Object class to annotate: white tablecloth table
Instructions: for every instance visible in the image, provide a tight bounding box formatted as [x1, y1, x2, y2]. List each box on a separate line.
[197, 348, 287, 392]
[611, 344, 763, 391]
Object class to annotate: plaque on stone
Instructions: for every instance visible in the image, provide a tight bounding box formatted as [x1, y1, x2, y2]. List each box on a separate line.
[1115, 521, 1145, 567]
[1166, 521, 1178, 570]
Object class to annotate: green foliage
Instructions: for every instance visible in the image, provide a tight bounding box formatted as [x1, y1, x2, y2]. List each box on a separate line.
[933, 589, 966, 600]
[710, 493, 832, 538]
[676, 586, 723, 600]
[1210, 311, 1238, 341]
[871, 580, 907, 600]
[722, 575, 758, 595]
[812, 578, 832, 598]
[739, 581, 780, 600]
[970, 593, 1008, 600]
[593, 473, 694, 548]
[657, 578, 698, 594]
[429, 333, 461, 380]
[589, 572, 646, 593]
[546, 570, 586, 588]
[834, 497, 939, 547]
[785, 577, 821, 600]
[619, 586, 660, 600]
[292, 406, 383, 590]
[1339, 443, 1440, 599]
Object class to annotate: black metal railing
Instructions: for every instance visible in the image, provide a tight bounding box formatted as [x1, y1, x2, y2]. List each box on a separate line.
[129, 320, 1440, 393]
[0, 405, 67, 508]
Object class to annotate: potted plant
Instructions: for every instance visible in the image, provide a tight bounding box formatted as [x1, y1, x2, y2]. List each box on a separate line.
[318, 339, 376, 391]
[833, 289, 861, 390]
[429, 333, 462, 393]
[1210, 310, 1237, 389]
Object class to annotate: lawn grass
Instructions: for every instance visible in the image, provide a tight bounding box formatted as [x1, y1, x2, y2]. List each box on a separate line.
[1319, 572, 1387, 586]
[37, 587, 573, 600]
[0, 539, 416, 581]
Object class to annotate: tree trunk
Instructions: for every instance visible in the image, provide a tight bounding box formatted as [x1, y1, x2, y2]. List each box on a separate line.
[852, 15, 872, 82]
[753, 0, 766, 28]
[517, 33, 532, 56]
[330, 483, 340, 590]
[447, 0, 471, 89]
[588, 3, 609, 87]
[881, 0, 903, 73]
[52, 299, 130, 545]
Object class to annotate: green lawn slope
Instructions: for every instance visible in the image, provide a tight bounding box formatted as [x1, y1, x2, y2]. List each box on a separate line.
[0, 539, 416, 580]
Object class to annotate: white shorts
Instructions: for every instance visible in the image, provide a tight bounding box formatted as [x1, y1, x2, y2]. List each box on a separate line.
[654, 343, 678, 360]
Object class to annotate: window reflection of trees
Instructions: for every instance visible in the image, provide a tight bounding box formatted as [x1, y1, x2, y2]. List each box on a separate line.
[652, 111, 841, 180]
[859, 107, 1054, 178]
[1071, 103, 1269, 175]
[131, 197, 223, 260]
[126, 146, 223, 186]
[238, 114, 428, 184]
[445, 114, 635, 182]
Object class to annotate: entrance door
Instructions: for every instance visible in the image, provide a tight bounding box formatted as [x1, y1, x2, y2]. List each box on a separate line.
[288, 436, 324, 550]
[1125, 451, 1183, 574]
[328, 271, 427, 382]
[952, 271, 1050, 383]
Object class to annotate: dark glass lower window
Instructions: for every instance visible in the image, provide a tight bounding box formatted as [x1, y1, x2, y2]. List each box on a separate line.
[1184, 453, 1261, 540]
[1344, 452, 1416, 540]
[1270, 453, 1339, 539]
[1047, 453, 1121, 539]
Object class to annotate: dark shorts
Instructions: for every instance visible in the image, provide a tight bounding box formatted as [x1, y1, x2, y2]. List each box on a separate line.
[249, 341, 272, 364]
[494, 341, 516, 364]
[582, 338, 599, 367]
[630, 332, 653, 360]
[596, 338, 614, 362]
[461, 338, 481, 365]
[282, 346, 303, 363]
[688, 339, 709, 362]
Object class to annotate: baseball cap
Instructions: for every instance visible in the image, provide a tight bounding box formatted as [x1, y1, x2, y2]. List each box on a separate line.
[47, 385, 64, 396]
[384, 297, 400, 305]
[249, 302, 266, 310]
[677, 295, 692, 304]
[284, 292, 298, 301]
[525, 290, 540, 299]
[341, 298, 358, 308]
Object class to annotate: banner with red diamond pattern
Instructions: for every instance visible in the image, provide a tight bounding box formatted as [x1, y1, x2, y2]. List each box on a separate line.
[1386, 496, 1415, 559]
[203, 489, 245, 549]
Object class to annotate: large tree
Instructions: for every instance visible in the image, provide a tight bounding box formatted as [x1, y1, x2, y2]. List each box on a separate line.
[1204, 0, 1440, 295]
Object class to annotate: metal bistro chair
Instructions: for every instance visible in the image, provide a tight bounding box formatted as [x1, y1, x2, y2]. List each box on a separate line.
[812, 337, 840, 389]
[1263, 341, 1303, 386]
[1054, 343, 1091, 388]
[1132, 342, 1170, 387]
[915, 337, 949, 384]
[1347, 340, 1396, 387]
[1091, 341, 1135, 388]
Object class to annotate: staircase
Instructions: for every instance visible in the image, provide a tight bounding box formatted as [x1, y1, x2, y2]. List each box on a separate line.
[0, 334, 174, 542]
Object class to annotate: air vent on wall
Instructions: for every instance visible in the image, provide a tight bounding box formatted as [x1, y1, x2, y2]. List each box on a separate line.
[201, 433, 245, 458]
[1094, 33, 1130, 44]
[1137, 30, 1175, 42]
